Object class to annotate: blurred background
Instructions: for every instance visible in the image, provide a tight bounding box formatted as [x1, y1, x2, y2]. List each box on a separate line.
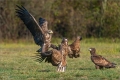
[0, 0, 120, 41]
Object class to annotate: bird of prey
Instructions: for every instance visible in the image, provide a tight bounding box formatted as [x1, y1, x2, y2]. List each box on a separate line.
[89, 48, 116, 69]
[16, 5, 54, 53]
[36, 38, 72, 72]
[68, 36, 82, 58]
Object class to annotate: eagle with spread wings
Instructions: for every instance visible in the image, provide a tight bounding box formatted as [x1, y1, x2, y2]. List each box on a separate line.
[68, 36, 82, 58]
[16, 5, 55, 53]
[36, 38, 72, 72]
[89, 48, 116, 69]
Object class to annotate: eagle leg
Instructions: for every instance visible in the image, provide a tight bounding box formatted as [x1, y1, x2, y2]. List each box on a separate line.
[95, 65, 104, 69]
[99, 66, 104, 69]
[57, 62, 61, 72]
[61, 66, 66, 72]
[57, 62, 65, 72]
[95, 65, 100, 69]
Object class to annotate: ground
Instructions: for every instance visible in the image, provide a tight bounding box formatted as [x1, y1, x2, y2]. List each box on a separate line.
[0, 38, 120, 80]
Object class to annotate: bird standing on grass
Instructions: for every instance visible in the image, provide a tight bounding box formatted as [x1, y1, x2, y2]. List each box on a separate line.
[36, 38, 72, 72]
[68, 36, 82, 58]
[89, 48, 116, 69]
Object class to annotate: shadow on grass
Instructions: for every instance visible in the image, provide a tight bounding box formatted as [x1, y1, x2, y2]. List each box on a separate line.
[79, 68, 94, 70]
[38, 69, 51, 72]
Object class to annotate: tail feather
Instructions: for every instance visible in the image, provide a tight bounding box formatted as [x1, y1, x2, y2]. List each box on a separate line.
[35, 50, 53, 63]
[40, 51, 52, 56]
[110, 63, 117, 68]
[35, 53, 46, 63]
[111, 63, 117, 65]
[105, 62, 117, 68]
[35, 57, 46, 62]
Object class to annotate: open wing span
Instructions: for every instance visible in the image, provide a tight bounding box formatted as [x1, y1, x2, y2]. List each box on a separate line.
[16, 5, 44, 46]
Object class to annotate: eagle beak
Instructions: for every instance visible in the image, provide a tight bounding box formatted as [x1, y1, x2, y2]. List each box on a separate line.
[48, 30, 53, 34]
[50, 31, 53, 34]
[89, 48, 92, 51]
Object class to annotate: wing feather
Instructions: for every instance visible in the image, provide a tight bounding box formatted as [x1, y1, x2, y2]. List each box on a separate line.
[91, 55, 110, 66]
[39, 17, 48, 32]
[16, 5, 44, 46]
[52, 49, 62, 66]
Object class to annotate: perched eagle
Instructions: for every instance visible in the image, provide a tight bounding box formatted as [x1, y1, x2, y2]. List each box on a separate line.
[89, 48, 116, 69]
[16, 5, 55, 52]
[68, 36, 82, 58]
[36, 38, 72, 72]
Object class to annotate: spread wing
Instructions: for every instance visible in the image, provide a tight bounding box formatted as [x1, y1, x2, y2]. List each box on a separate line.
[39, 17, 48, 32]
[91, 55, 111, 67]
[35, 51, 52, 63]
[35, 49, 62, 66]
[16, 5, 44, 46]
[51, 49, 62, 66]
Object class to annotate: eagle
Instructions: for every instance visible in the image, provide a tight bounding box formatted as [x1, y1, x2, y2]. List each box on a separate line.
[16, 5, 55, 53]
[68, 36, 82, 58]
[89, 48, 116, 69]
[36, 38, 72, 72]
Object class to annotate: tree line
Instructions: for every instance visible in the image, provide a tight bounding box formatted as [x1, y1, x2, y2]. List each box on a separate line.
[0, 0, 120, 40]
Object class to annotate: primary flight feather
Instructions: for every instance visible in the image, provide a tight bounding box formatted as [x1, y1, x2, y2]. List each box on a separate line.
[36, 38, 72, 72]
[16, 5, 54, 52]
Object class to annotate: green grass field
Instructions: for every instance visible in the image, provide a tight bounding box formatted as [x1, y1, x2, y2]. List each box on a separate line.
[0, 38, 120, 80]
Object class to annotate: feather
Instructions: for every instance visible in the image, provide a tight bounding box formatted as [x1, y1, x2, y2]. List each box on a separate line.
[16, 5, 44, 46]
[69, 36, 82, 58]
[89, 48, 117, 69]
[16, 5, 54, 53]
[35, 38, 72, 72]
[39, 17, 48, 32]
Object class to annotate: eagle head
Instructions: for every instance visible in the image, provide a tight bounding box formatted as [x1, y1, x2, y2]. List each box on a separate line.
[47, 30, 53, 34]
[61, 38, 68, 45]
[89, 48, 96, 55]
[77, 36, 82, 41]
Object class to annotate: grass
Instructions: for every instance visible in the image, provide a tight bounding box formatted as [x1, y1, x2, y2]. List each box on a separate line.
[0, 38, 120, 80]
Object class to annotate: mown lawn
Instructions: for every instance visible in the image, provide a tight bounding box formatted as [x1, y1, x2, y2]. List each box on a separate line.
[0, 38, 120, 80]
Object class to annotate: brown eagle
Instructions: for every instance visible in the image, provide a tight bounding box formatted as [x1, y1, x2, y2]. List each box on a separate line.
[16, 5, 55, 53]
[68, 36, 82, 58]
[89, 48, 116, 69]
[36, 38, 72, 72]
